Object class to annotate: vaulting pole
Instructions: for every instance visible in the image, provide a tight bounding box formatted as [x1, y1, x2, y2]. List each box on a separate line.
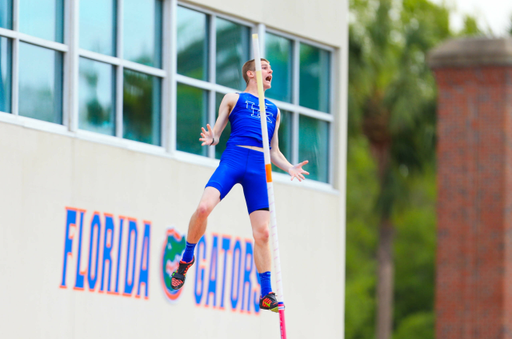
[252, 34, 287, 339]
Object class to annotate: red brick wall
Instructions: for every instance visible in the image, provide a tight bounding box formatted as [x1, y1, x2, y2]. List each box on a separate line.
[435, 66, 512, 339]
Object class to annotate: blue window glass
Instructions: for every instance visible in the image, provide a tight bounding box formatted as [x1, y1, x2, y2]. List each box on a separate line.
[0, 37, 12, 113]
[299, 116, 329, 182]
[274, 110, 293, 174]
[123, 0, 162, 67]
[0, 0, 13, 29]
[299, 43, 330, 113]
[177, 6, 208, 81]
[265, 33, 293, 103]
[19, 0, 64, 43]
[79, 58, 115, 135]
[216, 18, 250, 90]
[176, 83, 208, 156]
[80, 0, 116, 56]
[18, 42, 63, 123]
[123, 69, 161, 145]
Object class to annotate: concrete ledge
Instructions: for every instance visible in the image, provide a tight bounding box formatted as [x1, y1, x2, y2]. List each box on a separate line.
[428, 37, 512, 68]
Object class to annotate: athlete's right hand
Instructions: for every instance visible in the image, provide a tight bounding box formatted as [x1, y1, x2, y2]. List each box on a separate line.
[200, 124, 216, 146]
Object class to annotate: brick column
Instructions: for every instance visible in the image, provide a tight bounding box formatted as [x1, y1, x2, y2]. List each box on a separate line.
[429, 38, 512, 339]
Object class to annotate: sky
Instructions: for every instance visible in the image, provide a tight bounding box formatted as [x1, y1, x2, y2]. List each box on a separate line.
[430, 0, 512, 36]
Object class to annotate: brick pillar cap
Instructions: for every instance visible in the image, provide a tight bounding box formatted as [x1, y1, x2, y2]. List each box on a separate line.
[428, 37, 512, 69]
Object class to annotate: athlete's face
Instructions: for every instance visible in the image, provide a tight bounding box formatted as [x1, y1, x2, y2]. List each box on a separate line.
[261, 61, 273, 90]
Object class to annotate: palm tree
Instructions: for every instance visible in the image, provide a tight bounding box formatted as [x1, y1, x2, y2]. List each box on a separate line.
[348, 0, 450, 337]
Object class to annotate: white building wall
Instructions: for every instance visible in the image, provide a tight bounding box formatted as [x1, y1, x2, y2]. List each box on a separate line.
[183, 0, 347, 47]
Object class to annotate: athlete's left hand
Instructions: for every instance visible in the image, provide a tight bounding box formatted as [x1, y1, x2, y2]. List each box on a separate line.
[288, 160, 309, 182]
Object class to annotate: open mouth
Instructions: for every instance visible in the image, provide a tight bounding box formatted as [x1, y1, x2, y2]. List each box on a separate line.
[265, 75, 272, 82]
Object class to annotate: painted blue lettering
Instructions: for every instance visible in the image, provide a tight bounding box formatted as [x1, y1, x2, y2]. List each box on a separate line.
[230, 239, 242, 310]
[74, 210, 86, 290]
[206, 235, 219, 307]
[241, 240, 254, 313]
[87, 213, 102, 291]
[61, 208, 77, 288]
[123, 219, 138, 296]
[194, 236, 207, 304]
[114, 217, 124, 294]
[219, 236, 231, 309]
[253, 261, 261, 313]
[136, 222, 151, 299]
[100, 214, 115, 292]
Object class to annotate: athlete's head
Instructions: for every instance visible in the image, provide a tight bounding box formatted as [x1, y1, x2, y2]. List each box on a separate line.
[242, 58, 271, 85]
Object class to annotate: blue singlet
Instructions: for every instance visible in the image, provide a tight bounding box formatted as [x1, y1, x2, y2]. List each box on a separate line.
[227, 92, 278, 148]
[206, 92, 279, 214]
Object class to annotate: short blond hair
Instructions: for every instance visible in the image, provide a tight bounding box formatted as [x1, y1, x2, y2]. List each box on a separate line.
[242, 58, 269, 85]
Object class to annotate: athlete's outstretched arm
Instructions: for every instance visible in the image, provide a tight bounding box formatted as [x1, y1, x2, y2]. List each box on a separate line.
[200, 93, 239, 146]
[270, 110, 310, 182]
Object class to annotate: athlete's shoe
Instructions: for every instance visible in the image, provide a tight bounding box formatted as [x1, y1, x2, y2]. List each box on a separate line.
[259, 292, 281, 313]
[170, 257, 195, 291]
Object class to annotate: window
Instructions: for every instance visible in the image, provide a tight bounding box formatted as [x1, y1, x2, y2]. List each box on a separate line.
[0, 1, 335, 185]
[123, 69, 161, 145]
[123, 0, 163, 67]
[176, 5, 251, 160]
[274, 109, 292, 174]
[18, 43, 63, 123]
[173, 6, 333, 183]
[0, 0, 67, 124]
[299, 116, 329, 182]
[0, 0, 13, 29]
[0, 37, 12, 113]
[215, 18, 250, 90]
[19, 0, 64, 43]
[265, 32, 333, 182]
[300, 43, 330, 113]
[265, 33, 292, 103]
[79, 58, 116, 135]
[177, 6, 208, 81]
[79, 0, 164, 145]
[176, 83, 208, 156]
[80, 0, 116, 56]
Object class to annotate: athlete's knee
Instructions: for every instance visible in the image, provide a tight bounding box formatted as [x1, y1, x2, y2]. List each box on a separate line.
[253, 225, 270, 244]
[196, 202, 213, 220]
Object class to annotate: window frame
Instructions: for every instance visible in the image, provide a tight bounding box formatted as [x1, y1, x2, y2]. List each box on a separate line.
[264, 27, 335, 184]
[75, 0, 166, 145]
[0, 0, 337, 187]
[174, 2, 257, 160]
[0, 0, 69, 133]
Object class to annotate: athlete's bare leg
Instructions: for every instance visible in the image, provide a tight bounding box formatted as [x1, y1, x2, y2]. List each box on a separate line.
[249, 210, 271, 273]
[187, 187, 221, 244]
[170, 187, 220, 291]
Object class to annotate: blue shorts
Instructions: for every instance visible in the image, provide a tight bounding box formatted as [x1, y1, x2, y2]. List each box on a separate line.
[206, 146, 269, 214]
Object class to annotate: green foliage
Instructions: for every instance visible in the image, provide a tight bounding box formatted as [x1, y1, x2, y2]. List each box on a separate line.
[345, 136, 379, 339]
[459, 15, 483, 36]
[393, 168, 436, 325]
[393, 312, 434, 339]
[346, 137, 379, 271]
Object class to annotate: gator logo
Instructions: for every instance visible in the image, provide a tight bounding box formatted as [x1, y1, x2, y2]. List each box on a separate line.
[160, 227, 187, 303]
